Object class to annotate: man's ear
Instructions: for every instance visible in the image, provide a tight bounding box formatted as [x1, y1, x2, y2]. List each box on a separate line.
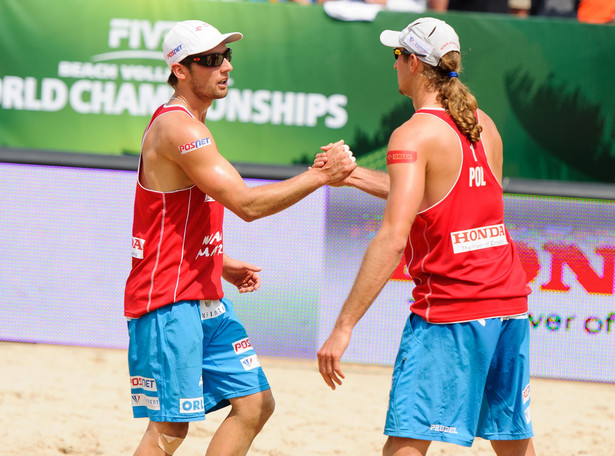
[409, 54, 419, 72]
[171, 62, 188, 80]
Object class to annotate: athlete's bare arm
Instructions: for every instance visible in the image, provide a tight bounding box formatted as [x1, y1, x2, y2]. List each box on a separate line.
[313, 110, 500, 201]
[141, 111, 356, 222]
[313, 148, 390, 200]
[317, 119, 428, 390]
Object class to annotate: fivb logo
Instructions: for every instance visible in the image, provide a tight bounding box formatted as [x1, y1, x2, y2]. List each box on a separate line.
[232, 337, 252, 355]
[108, 19, 177, 50]
[131, 393, 160, 410]
[240, 354, 261, 371]
[101, 19, 176, 62]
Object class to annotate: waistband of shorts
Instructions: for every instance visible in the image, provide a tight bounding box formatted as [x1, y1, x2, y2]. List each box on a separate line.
[126, 299, 222, 320]
[418, 312, 529, 325]
[198, 299, 222, 306]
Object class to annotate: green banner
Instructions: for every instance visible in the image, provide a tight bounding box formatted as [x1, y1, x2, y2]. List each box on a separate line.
[1, 0, 614, 182]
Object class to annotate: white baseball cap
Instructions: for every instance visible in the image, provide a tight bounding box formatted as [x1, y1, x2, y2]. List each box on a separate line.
[162, 20, 243, 67]
[380, 17, 460, 67]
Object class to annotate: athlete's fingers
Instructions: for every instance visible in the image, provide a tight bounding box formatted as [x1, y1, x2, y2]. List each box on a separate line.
[317, 356, 337, 390]
[331, 360, 345, 385]
[317, 352, 345, 390]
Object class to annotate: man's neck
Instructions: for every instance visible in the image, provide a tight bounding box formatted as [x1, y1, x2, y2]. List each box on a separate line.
[411, 89, 441, 111]
[169, 92, 211, 122]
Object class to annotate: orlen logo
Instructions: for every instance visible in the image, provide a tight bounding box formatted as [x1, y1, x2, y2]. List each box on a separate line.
[130, 376, 157, 392]
[240, 354, 261, 371]
[132, 236, 145, 259]
[179, 137, 211, 154]
[180, 397, 204, 414]
[233, 337, 252, 355]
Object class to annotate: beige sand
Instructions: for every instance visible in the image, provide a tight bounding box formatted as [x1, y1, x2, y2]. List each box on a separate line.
[1, 342, 613, 455]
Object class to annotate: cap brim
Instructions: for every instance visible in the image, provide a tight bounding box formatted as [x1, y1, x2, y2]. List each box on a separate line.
[221, 32, 243, 45]
[379, 30, 401, 48]
[192, 32, 243, 56]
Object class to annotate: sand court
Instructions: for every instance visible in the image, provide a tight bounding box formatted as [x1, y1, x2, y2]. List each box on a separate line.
[1, 342, 614, 455]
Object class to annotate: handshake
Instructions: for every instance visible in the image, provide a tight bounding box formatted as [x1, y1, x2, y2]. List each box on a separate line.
[310, 139, 357, 187]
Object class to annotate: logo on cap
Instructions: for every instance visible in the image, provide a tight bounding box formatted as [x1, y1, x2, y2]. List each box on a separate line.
[403, 32, 432, 57]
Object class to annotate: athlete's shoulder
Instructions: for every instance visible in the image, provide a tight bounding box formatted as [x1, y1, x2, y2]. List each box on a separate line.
[476, 108, 497, 131]
[476, 108, 502, 148]
[391, 111, 451, 149]
[152, 108, 214, 155]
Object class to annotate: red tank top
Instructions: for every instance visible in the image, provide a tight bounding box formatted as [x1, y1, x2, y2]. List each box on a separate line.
[124, 104, 224, 318]
[405, 108, 530, 323]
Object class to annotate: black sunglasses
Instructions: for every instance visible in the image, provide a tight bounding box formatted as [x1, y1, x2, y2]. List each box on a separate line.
[185, 48, 232, 67]
[393, 48, 412, 60]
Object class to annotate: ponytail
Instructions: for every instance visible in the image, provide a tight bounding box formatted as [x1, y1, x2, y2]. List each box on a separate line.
[421, 52, 482, 144]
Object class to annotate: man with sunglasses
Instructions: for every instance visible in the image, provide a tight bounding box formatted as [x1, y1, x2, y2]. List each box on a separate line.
[124, 20, 355, 456]
[316, 17, 535, 456]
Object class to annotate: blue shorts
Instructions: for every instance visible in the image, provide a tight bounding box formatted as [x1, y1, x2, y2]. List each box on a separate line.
[127, 298, 270, 422]
[385, 313, 533, 447]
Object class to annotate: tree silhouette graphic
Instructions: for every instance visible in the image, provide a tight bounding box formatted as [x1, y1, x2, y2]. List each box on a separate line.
[505, 69, 615, 183]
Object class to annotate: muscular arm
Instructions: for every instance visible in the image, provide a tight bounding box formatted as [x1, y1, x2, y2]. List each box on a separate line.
[312, 151, 390, 199]
[153, 114, 355, 222]
[344, 167, 390, 199]
[317, 124, 427, 389]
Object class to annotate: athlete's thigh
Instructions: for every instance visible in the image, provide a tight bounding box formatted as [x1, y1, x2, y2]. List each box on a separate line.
[200, 298, 270, 413]
[385, 314, 497, 447]
[128, 301, 206, 422]
[477, 316, 533, 441]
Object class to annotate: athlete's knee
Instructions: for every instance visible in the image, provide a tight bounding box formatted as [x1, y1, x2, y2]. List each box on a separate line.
[232, 389, 275, 427]
[259, 389, 276, 420]
[491, 438, 535, 456]
[249, 389, 275, 426]
[158, 433, 184, 455]
[150, 422, 189, 455]
[383, 437, 431, 456]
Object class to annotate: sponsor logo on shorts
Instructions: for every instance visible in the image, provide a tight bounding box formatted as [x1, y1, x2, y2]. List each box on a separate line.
[522, 384, 530, 404]
[131, 393, 160, 410]
[132, 236, 145, 259]
[450, 223, 508, 254]
[233, 337, 253, 355]
[130, 376, 157, 392]
[429, 424, 458, 434]
[200, 300, 226, 320]
[524, 405, 531, 424]
[240, 354, 261, 371]
[180, 397, 205, 414]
